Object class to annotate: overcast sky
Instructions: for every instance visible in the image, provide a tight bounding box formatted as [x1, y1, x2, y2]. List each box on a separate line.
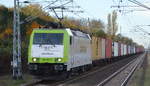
[0, 0, 150, 48]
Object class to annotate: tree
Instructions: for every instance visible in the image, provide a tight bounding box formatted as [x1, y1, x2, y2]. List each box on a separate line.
[114, 34, 135, 45]
[107, 10, 118, 39]
[21, 4, 56, 22]
[26, 21, 43, 35]
[107, 13, 111, 35]
[92, 29, 107, 38]
[112, 11, 118, 37]
[0, 5, 9, 32]
[88, 19, 105, 34]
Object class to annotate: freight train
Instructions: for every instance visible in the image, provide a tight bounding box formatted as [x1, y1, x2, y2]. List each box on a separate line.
[28, 28, 144, 78]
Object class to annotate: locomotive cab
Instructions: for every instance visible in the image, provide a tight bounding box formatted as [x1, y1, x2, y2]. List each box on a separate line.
[28, 29, 71, 76]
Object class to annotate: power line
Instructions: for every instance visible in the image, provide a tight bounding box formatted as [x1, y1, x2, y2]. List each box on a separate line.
[111, 5, 140, 8]
[135, 26, 150, 35]
[111, 0, 150, 14]
[128, 0, 150, 10]
[20, 0, 60, 24]
[20, 0, 84, 24]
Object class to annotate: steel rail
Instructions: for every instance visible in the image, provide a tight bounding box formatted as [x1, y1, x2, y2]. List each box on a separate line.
[96, 54, 143, 86]
[121, 54, 145, 86]
[57, 55, 137, 86]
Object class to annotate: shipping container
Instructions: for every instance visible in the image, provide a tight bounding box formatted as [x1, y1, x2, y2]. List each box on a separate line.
[130, 46, 133, 54]
[101, 38, 106, 58]
[130, 46, 135, 54]
[138, 47, 140, 53]
[91, 36, 102, 61]
[105, 39, 112, 58]
[140, 47, 144, 52]
[127, 45, 128, 55]
[112, 42, 114, 56]
[136, 47, 138, 53]
[121, 43, 124, 56]
[118, 42, 121, 56]
[137, 46, 142, 53]
[124, 44, 127, 55]
[138, 47, 142, 53]
[113, 42, 119, 57]
[128, 45, 131, 54]
[133, 46, 136, 53]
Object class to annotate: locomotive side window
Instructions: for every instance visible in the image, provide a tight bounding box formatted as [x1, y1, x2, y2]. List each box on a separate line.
[33, 33, 63, 45]
[70, 36, 72, 45]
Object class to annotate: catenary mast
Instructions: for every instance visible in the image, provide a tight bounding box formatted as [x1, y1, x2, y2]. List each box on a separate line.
[13, 0, 22, 79]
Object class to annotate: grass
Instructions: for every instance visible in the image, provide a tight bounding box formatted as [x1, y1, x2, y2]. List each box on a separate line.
[0, 74, 33, 86]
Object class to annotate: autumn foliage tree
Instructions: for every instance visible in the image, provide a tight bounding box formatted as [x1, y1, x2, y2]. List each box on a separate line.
[107, 10, 118, 40]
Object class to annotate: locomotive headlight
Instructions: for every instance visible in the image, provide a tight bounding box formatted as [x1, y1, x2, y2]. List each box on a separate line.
[58, 58, 62, 62]
[32, 58, 37, 62]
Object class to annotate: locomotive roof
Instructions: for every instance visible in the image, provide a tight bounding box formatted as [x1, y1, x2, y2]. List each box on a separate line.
[33, 28, 91, 39]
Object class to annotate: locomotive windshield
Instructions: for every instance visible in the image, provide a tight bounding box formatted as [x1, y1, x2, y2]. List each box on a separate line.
[33, 33, 63, 45]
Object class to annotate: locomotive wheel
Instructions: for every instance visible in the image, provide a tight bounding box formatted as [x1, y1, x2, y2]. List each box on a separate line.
[61, 71, 71, 79]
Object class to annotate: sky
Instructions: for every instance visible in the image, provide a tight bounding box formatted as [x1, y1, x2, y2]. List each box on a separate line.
[0, 0, 150, 48]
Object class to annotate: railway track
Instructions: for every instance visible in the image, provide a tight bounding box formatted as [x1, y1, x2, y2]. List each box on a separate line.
[23, 53, 145, 86]
[96, 53, 145, 86]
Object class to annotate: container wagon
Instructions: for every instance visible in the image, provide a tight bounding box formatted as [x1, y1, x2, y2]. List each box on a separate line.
[91, 36, 102, 65]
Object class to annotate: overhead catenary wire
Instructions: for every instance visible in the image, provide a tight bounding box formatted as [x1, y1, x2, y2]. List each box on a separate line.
[20, 0, 61, 24]
[111, 0, 150, 15]
[135, 26, 150, 35]
[20, 0, 84, 24]
[128, 0, 150, 10]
